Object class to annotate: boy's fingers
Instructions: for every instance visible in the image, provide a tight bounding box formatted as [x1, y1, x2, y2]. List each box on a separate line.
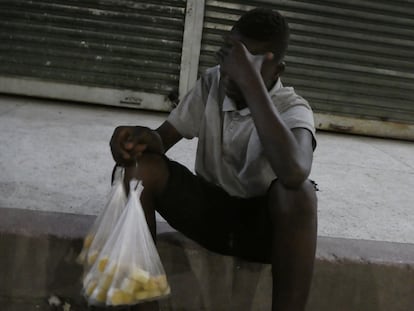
[123, 130, 145, 150]
[110, 127, 133, 164]
[123, 141, 135, 150]
[127, 144, 148, 159]
[133, 144, 148, 154]
[112, 148, 132, 164]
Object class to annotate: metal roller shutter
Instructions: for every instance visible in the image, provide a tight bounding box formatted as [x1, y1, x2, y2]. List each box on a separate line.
[199, 0, 414, 138]
[0, 0, 186, 110]
[0, 0, 412, 139]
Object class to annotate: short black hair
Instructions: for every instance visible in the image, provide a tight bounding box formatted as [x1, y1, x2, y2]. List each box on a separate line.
[233, 8, 290, 62]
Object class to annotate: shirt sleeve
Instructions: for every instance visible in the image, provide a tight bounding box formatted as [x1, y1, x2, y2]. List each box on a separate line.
[167, 77, 207, 139]
[274, 87, 317, 149]
[282, 103, 315, 133]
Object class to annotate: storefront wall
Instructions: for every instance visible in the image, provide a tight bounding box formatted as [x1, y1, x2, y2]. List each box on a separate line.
[1, 0, 413, 139]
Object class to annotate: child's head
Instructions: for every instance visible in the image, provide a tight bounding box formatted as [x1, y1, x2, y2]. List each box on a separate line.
[232, 8, 290, 63]
[218, 8, 290, 108]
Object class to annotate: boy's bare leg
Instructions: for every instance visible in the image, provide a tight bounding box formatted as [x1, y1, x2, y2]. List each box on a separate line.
[123, 155, 170, 311]
[269, 180, 317, 311]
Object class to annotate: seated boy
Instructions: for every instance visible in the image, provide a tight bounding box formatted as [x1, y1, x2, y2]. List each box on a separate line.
[110, 7, 318, 311]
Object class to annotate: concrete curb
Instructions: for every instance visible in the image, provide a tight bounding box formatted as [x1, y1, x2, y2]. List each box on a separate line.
[1, 208, 413, 311]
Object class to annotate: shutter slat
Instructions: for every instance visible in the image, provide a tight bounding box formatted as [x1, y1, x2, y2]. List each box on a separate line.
[199, 0, 414, 123]
[0, 0, 186, 96]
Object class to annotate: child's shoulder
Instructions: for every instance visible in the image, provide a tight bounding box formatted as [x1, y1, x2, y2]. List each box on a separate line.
[271, 85, 312, 114]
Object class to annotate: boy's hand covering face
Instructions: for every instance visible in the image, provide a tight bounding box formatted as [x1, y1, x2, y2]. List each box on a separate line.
[216, 34, 275, 105]
[217, 37, 269, 82]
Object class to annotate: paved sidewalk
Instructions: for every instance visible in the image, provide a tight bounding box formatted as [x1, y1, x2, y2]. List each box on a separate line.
[0, 94, 413, 244]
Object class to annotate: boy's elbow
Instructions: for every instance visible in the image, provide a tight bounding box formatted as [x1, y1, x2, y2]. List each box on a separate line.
[279, 176, 307, 189]
[278, 166, 310, 189]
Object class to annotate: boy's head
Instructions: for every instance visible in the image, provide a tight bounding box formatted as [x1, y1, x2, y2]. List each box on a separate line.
[232, 7, 290, 63]
[219, 8, 290, 107]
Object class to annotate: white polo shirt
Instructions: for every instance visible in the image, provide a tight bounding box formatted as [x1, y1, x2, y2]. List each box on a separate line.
[168, 66, 316, 198]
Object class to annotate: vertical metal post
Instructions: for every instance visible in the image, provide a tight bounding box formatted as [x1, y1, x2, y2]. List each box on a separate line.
[178, 0, 206, 100]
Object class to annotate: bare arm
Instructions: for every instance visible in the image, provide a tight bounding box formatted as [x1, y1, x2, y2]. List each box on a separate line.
[238, 69, 313, 187]
[219, 39, 314, 188]
[156, 120, 183, 153]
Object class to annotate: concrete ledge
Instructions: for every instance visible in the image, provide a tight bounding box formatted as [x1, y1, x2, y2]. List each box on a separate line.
[1, 208, 413, 311]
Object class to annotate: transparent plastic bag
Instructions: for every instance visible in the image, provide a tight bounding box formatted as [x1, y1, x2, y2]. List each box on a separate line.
[77, 167, 127, 268]
[83, 180, 170, 307]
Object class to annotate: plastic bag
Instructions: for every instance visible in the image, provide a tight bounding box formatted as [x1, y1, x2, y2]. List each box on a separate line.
[77, 167, 127, 268]
[83, 179, 170, 307]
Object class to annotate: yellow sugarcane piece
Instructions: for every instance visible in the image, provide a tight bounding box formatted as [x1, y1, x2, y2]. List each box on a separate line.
[123, 292, 134, 304]
[163, 286, 171, 295]
[131, 267, 150, 284]
[83, 273, 93, 288]
[99, 274, 114, 291]
[84, 234, 94, 248]
[120, 277, 141, 294]
[98, 257, 109, 273]
[106, 262, 118, 277]
[85, 280, 98, 297]
[76, 249, 86, 264]
[94, 288, 107, 303]
[147, 289, 162, 299]
[109, 289, 124, 305]
[109, 289, 134, 305]
[87, 251, 98, 266]
[135, 290, 150, 300]
[154, 275, 168, 291]
[143, 278, 158, 291]
[134, 280, 143, 292]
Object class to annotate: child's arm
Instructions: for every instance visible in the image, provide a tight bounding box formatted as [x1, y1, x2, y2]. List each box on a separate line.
[110, 121, 183, 166]
[219, 39, 313, 188]
[156, 121, 183, 153]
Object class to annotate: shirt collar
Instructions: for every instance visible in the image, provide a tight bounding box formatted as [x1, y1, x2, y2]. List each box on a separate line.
[222, 78, 282, 115]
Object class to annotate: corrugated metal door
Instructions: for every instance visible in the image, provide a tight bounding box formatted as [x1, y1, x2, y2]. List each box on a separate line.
[0, 0, 186, 110]
[199, 0, 414, 139]
[1, 0, 413, 139]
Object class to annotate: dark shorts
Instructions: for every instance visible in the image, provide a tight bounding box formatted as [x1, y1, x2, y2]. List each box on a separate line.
[155, 158, 273, 263]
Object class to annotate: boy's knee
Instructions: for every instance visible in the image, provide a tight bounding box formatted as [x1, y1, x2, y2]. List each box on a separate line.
[268, 179, 317, 220]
